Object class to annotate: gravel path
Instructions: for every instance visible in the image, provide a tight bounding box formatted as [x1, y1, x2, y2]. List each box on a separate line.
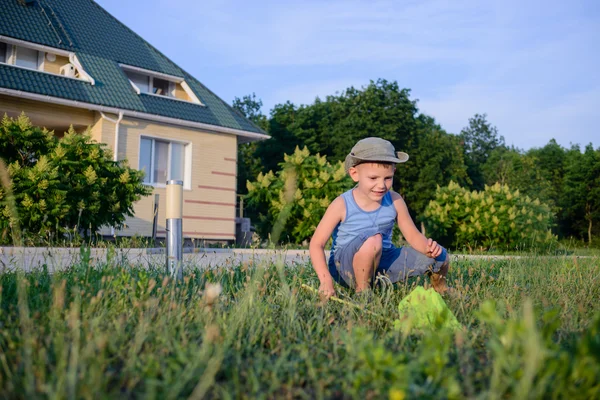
[1, 246, 593, 273]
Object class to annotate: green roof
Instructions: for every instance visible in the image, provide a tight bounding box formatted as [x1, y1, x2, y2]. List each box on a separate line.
[0, 0, 265, 135]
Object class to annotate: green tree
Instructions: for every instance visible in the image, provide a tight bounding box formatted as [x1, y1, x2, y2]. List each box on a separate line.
[424, 181, 556, 251]
[399, 115, 469, 222]
[460, 114, 505, 190]
[483, 147, 554, 205]
[252, 79, 469, 220]
[246, 146, 353, 244]
[526, 139, 568, 235]
[0, 113, 55, 167]
[232, 93, 268, 195]
[0, 114, 151, 244]
[255, 101, 303, 174]
[255, 79, 421, 172]
[527, 139, 566, 199]
[561, 144, 600, 244]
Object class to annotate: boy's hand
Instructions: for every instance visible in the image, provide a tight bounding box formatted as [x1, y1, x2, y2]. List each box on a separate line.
[318, 282, 336, 301]
[426, 238, 442, 258]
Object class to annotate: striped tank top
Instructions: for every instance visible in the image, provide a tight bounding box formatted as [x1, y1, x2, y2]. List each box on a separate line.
[330, 189, 397, 254]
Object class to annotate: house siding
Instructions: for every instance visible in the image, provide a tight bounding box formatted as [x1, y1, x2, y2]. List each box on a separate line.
[0, 94, 95, 131]
[97, 115, 238, 240]
[174, 83, 190, 101]
[43, 54, 71, 75]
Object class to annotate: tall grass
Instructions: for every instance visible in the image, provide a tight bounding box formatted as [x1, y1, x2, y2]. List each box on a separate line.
[0, 255, 599, 399]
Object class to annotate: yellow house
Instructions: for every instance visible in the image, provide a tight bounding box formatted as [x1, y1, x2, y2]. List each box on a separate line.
[0, 0, 268, 243]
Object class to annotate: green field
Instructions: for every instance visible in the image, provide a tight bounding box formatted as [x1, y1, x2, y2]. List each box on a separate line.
[0, 255, 599, 399]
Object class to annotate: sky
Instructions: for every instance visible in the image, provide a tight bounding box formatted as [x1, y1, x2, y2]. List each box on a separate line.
[97, 0, 599, 151]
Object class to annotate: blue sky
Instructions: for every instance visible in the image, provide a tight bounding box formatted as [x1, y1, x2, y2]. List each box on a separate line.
[97, 0, 599, 150]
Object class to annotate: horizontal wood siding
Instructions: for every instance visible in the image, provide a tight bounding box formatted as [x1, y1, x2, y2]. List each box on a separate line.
[0, 94, 95, 131]
[43, 54, 70, 75]
[174, 83, 190, 101]
[107, 117, 238, 240]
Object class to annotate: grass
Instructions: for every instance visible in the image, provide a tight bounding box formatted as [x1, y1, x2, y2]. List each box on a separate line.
[0, 254, 599, 399]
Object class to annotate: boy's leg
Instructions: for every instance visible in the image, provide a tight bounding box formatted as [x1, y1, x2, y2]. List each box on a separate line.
[377, 246, 451, 294]
[330, 230, 383, 290]
[352, 234, 382, 292]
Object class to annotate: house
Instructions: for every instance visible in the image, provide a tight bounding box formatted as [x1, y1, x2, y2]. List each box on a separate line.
[0, 0, 268, 243]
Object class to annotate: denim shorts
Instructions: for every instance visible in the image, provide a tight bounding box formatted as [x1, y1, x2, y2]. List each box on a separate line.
[328, 229, 448, 288]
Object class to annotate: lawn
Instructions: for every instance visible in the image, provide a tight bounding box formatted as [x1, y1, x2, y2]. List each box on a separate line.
[0, 254, 599, 399]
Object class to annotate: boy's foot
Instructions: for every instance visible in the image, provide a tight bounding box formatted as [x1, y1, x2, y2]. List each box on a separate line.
[429, 261, 462, 298]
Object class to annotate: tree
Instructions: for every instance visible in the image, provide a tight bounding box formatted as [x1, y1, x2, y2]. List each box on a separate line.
[0, 114, 151, 244]
[424, 181, 556, 251]
[254, 101, 303, 174]
[483, 147, 554, 205]
[400, 115, 469, 221]
[232, 93, 268, 195]
[561, 144, 600, 244]
[252, 79, 470, 220]
[246, 146, 353, 244]
[460, 114, 505, 190]
[0, 113, 55, 167]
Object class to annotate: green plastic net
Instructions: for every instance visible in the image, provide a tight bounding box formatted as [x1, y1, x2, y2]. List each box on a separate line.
[393, 286, 463, 334]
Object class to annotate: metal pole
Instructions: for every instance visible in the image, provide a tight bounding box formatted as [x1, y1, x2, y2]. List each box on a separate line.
[151, 193, 159, 244]
[166, 180, 183, 280]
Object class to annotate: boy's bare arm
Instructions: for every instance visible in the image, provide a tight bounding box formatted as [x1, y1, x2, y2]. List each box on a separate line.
[309, 197, 344, 295]
[391, 191, 443, 258]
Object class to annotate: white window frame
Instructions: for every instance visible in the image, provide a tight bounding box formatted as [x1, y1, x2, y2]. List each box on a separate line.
[0, 35, 94, 84]
[139, 135, 192, 190]
[12, 45, 42, 70]
[120, 63, 203, 105]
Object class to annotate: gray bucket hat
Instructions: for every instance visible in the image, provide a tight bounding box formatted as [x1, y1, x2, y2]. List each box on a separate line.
[344, 137, 409, 173]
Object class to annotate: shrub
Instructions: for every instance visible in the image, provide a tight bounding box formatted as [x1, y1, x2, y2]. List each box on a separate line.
[0, 114, 151, 244]
[423, 181, 556, 251]
[246, 146, 353, 244]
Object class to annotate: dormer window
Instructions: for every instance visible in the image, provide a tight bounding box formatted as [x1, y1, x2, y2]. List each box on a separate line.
[125, 70, 150, 93]
[152, 77, 170, 96]
[14, 45, 41, 69]
[120, 63, 202, 105]
[0, 36, 94, 84]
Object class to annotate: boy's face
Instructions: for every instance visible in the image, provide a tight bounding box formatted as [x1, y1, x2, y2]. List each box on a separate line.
[349, 163, 395, 202]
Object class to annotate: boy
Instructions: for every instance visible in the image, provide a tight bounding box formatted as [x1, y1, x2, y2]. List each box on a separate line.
[309, 137, 451, 299]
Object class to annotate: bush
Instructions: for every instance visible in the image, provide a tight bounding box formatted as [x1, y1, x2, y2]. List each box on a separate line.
[423, 181, 556, 251]
[246, 146, 353, 244]
[0, 113, 151, 244]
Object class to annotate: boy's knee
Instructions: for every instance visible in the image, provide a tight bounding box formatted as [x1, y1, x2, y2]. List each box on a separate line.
[361, 234, 382, 254]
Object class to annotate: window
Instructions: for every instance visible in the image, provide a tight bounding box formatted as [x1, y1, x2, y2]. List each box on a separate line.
[0, 39, 93, 83]
[120, 64, 202, 104]
[125, 70, 150, 93]
[0, 42, 6, 63]
[139, 137, 190, 187]
[152, 77, 171, 96]
[15, 46, 40, 70]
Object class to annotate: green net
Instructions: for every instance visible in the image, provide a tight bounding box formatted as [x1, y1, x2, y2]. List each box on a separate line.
[393, 286, 463, 334]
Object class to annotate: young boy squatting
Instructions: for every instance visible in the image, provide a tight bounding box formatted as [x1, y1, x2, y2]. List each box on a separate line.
[309, 137, 451, 299]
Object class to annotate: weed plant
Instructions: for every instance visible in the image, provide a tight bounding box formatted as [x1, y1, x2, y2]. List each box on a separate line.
[0, 255, 599, 399]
